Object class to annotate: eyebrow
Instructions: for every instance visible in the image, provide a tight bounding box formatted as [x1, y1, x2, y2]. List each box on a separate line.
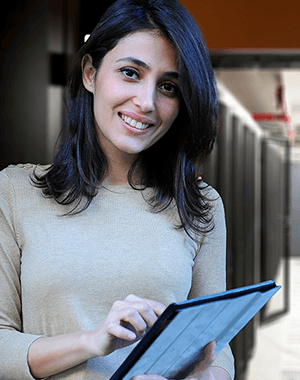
[116, 56, 179, 79]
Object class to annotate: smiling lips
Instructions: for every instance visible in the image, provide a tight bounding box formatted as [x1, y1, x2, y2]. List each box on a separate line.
[120, 113, 153, 130]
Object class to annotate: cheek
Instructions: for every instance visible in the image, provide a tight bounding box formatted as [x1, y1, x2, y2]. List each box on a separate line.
[107, 79, 135, 103]
[95, 79, 128, 108]
[110, 82, 125, 97]
[163, 100, 180, 127]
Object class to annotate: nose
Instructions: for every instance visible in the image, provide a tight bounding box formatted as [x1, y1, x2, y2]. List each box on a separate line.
[133, 83, 156, 113]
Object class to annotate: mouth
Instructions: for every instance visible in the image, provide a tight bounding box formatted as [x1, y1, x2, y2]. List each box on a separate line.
[119, 113, 153, 130]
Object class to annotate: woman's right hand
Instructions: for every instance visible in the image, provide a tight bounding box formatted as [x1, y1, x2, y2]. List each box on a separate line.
[28, 295, 165, 378]
[88, 294, 166, 357]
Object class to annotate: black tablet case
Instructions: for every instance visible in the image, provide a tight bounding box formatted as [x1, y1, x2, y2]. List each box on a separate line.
[110, 280, 280, 380]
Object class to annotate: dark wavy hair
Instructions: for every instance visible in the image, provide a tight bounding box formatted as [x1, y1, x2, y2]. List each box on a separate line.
[34, 0, 219, 239]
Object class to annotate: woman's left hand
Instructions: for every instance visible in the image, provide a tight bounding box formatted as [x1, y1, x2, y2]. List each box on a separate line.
[131, 341, 218, 380]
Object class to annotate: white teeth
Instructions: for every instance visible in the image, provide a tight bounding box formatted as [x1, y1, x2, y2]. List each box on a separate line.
[130, 119, 137, 127]
[121, 114, 150, 130]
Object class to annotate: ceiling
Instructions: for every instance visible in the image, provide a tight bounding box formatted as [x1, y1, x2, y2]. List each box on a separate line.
[215, 69, 300, 146]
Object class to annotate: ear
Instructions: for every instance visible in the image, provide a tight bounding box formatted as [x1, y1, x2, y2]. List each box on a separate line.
[82, 54, 96, 93]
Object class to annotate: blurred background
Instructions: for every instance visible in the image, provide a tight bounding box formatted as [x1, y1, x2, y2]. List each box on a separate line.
[0, 1, 299, 379]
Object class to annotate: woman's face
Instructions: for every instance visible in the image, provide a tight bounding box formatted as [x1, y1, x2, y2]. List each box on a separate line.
[83, 31, 180, 162]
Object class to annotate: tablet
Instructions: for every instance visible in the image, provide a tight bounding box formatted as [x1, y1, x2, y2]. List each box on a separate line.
[110, 280, 280, 380]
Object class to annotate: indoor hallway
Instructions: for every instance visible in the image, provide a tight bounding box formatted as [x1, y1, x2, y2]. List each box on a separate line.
[245, 257, 300, 380]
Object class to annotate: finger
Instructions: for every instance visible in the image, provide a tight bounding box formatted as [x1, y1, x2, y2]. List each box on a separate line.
[125, 295, 166, 316]
[131, 375, 166, 380]
[129, 301, 161, 328]
[143, 299, 166, 317]
[187, 341, 216, 378]
[120, 307, 148, 334]
[110, 296, 166, 337]
[199, 341, 216, 369]
[204, 341, 216, 362]
[109, 301, 153, 336]
[106, 320, 137, 341]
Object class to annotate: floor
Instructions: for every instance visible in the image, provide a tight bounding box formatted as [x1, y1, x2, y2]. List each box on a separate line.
[245, 257, 300, 380]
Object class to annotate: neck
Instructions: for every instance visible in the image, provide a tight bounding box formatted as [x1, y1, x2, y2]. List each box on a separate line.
[105, 151, 140, 186]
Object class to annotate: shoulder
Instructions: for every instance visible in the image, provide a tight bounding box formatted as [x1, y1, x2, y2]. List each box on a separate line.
[1, 163, 49, 179]
[0, 164, 53, 223]
[0, 163, 49, 195]
[199, 183, 224, 213]
[198, 183, 226, 236]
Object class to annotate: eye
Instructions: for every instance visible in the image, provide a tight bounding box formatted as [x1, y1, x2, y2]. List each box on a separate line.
[119, 67, 140, 80]
[160, 82, 178, 96]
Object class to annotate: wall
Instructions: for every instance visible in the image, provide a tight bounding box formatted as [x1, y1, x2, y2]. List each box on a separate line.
[0, 0, 49, 168]
[181, 0, 300, 50]
[0, 0, 80, 169]
[290, 159, 300, 256]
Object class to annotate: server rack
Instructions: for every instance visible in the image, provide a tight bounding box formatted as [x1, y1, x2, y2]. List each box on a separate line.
[204, 86, 290, 379]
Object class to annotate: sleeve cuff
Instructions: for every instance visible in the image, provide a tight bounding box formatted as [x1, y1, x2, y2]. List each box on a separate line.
[0, 331, 45, 380]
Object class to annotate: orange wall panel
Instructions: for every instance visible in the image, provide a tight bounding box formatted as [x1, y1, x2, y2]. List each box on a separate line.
[181, 0, 300, 49]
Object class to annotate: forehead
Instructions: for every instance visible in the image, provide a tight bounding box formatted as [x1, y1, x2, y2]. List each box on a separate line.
[104, 31, 178, 71]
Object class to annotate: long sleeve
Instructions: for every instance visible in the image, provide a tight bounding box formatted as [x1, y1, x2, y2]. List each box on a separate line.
[188, 187, 235, 379]
[0, 166, 234, 380]
[0, 168, 43, 380]
[188, 187, 227, 300]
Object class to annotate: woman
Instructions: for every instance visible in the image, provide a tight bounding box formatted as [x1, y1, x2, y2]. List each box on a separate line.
[0, 0, 234, 379]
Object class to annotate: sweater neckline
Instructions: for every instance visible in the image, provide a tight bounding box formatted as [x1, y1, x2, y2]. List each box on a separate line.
[100, 178, 147, 194]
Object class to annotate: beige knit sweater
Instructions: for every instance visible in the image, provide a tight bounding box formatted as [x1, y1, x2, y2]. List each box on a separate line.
[0, 164, 234, 380]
